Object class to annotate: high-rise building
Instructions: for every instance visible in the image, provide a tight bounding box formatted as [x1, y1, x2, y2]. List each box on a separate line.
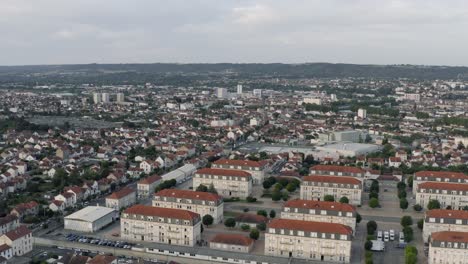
[357, 108, 367, 119]
[237, 84, 243, 94]
[116, 93, 125, 103]
[93, 93, 101, 104]
[216, 88, 228, 99]
[253, 89, 262, 97]
[101, 93, 110, 103]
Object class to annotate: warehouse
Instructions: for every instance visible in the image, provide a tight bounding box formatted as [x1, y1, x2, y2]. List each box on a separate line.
[64, 206, 118, 233]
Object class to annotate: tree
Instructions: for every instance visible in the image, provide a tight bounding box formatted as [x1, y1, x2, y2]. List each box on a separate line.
[400, 198, 409, 210]
[208, 183, 218, 194]
[405, 246, 417, 264]
[407, 175, 413, 188]
[257, 210, 267, 217]
[369, 198, 379, 208]
[365, 240, 373, 251]
[367, 220, 377, 235]
[413, 204, 422, 212]
[241, 224, 250, 231]
[269, 210, 276, 218]
[356, 213, 362, 223]
[249, 229, 260, 240]
[224, 218, 236, 228]
[401, 216, 413, 227]
[285, 183, 296, 192]
[369, 192, 379, 200]
[256, 222, 266, 231]
[417, 219, 424, 230]
[339, 196, 349, 204]
[403, 226, 414, 242]
[196, 184, 208, 192]
[427, 199, 441, 210]
[397, 181, 407, 190]
[246, 196, 257, 203]
[398, 189, 407, 199]
[324, 195, 335, 202]
[370, 180, 379, 193]
[202, 215, 214, 226]
[272, 191, 282, 201]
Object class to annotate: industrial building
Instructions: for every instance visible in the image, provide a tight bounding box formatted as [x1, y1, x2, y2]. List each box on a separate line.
[64, 206, 118, 233]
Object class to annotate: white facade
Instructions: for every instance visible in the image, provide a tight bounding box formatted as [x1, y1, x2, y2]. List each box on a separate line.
[416, 182, 468, 210]
[357, 108, 367, 119]
[193, 168, 253, 198]
[423, 209, 468, 242]
[64, 206, 117, 233]
[300, 176, 362, 206]
[216, 88, 228, 99]
[93, 93, 101, 104]
[116, 93, 125, 103]
[237, 84, 243, 94]
[101, 93, 110, 103]
[0, 226, 32, 257]
[429, 231, 468, 264]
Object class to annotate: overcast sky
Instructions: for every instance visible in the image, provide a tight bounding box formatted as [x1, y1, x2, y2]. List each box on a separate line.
[1, 0, 468, 66]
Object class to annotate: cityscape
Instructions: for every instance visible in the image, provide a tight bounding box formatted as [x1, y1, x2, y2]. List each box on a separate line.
[1, 1, 468, 264]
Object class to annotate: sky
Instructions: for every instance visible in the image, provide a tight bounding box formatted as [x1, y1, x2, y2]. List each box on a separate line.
[1, 0, 468, 66]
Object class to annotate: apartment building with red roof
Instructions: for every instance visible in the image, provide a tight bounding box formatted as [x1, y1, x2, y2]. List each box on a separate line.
[310, 165, 365, 178]
[194, 168, 253, 198]
[0, 226, 32, 257]
[212, 158, 268, 185]
[416, 182, 468, 210]
[424, 209, 468, 242]
[413, 170, 468, 194]
[137, 174, 162, 198]
[429, 231, 468, 264]
[209, 233, 254, 253]
[105, 187, 136, 211]
[301, 175, 362, 205]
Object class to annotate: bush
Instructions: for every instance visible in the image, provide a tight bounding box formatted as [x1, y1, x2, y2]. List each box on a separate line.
[272, 191, 282, 201]
[273, 183, 283, 191]
[202, 215, 214, 226]
[339, 196, 349, 204]
[397, 181, 407, 190]
[427, 199, 441, 210]
[364, 240, 373, 250]
[256, 222, 266, 231]
[367, 220, 377, 235]
[413, 204, 422, 212]
[366, 235, 376, 241]
[269, 210, 276, 218]
[324, 195, 335, 202]
[246, 196, 257, 203]
[400, 198, 409, 210]
[196, 184, 208, 192]
[263, 176, 277, 189]
[241, 224, 250, 231]
[369, 198, 379, 208]
[370, 180, 379, 193]
[401, 216, 413, 227]
[249, 228, 260, 240]
[285, 183, 297, 192]
[365, 251, 373, 264]
[224, 218, 236, 228]
[417, 219, 424, 230]
[257, 210, 267, 217]
[405, 246, 417, 264]
[407, 176, 413, 188]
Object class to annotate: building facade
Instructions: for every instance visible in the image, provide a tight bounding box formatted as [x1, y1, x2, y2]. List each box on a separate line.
[64, 206, 117, 233]
[193, 168, 253, 198]
[416, 182, 468, 210]
[137, 174, 162, 199]
[0, 215, 19, 236]
[212, 159, 268, 185]
[423, 209, 468, 242]
[413, 171, 468, 194]
[429, 231, 468, 264]
[281, 200, 357, 232]
[105, 187, 137, 211]
[0, 226, 32, 257]
[309, 165, 365, 179]
[300, 175, 362, 206]
[152, 189, 224, 223]
[209, 234, 253, 253]
[121, 205, 201, 246]
[265, 219, 352, 263]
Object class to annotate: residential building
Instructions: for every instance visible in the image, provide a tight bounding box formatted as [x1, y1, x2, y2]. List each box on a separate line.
[357, 108, 367, 119]
[216, 88, 228, 99]
[0, 244, 12, 260]
[93, 93, 101, 104]
[212, 159, 268, 185]
[116, 93, 125, 103]
[101, 93, 110, 103]
[105, 187, 137, 211]
[236, 84, 243, 95]
[413, 171, 468, 194]
[300, 175, 362, 205]
[235, 213, 268, 229]
[416, 182, 468, 210]
[265, 219, 352, 263]
[0, 215, 19, 236]
[309, 165, 365, 179]
[281, 200, 357, 232]
[152, 189, 224, 223]
[0, 226, 33, 257]
[121, 205, 201, 246]
[423, 209, 468, 242]
[193, 168, 253, 198]
[429, 231, 468, 264]
[209, 234, 254, 253]
[137, 174, 162, 198]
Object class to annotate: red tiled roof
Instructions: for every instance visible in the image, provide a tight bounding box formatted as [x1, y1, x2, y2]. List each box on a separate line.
[268, 218, 352, 235]
[213, 159, 267, 168]
[0, 244, 11, 253]
[418, 182, 468, 192]
[155, 189, 222, 202]
[88, 255, 117, 264]
[138, 174, 162, 185]
[107, 187, 135, 199]
[303, 175, 361, 185]
[196, 168, 251, 178]
[124, 204, 199, 221]
[415, 171, 468, 179]
[432, 231, 468, 243]
[210, 233, 253, 246]
[283, 199, 356, 213]
[3, 225, 31, 241]
[310, 165, 364, 174]
[426, 209, 468, 219]
[0, 214, 18, 225]
[235, 213, 268, 224]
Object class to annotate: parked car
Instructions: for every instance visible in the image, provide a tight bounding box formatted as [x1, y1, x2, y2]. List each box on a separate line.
[389, 230, 395, 241]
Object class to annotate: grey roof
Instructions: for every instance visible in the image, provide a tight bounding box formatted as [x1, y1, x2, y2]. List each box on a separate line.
[65, 206, 116, 223]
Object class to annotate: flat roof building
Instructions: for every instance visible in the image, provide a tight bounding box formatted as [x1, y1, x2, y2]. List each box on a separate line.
[64, 206, 118, 233]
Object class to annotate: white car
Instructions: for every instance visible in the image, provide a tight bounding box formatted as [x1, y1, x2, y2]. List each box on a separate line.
[389, 229, 395, 241]
[384, 231, 390, 242]
[377, 231, 383, 241]
[399, 232, 405, 243]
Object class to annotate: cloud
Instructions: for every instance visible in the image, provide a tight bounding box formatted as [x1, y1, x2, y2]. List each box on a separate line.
[1, 0, 468, 65]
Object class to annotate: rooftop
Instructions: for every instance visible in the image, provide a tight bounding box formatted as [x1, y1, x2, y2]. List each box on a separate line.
[65, 206, 116, 223]
[155, 189, 222, 203]
[123, 204, 200, 221]
[432, 231, 468, 243]
[210, 233, 254, 246]
[283, 199, 356, 213]
[303, 175, 361, 185]
[196, 168, 252, 178]
[426, 209, 468, 219]
[268, 218, 352, 235]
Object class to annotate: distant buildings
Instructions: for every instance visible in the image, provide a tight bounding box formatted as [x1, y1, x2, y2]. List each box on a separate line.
[300, 175, 362, 206]
[193, 168, 253, 198]
[93, 93, 101, 104]
[216, 88, 228, 99]
[101, 93, 110, 103]
[357, 108, 367, 119]
[116, 93, 125, 103]
[137, 174, 162, 199]
[237, 84, 243, 95]
[265, 219, 352, 262]
[121, 205, 201, 246]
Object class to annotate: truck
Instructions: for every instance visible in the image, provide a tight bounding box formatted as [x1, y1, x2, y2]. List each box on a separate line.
[370, 240, 385, 252]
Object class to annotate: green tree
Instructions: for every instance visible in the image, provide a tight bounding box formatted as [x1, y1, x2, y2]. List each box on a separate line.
[224, 218, 236, 228]
[369, 192, 379, 200]
[249, 229, 260, 240]
[356, 213, 362, 223]
[324, 195, 335, 202]
[365, 240, 373, 251]
[285, 183, 297, 192]
[428, 199, 441, 210]
[257, 210, 267, 217]
[241, 224, 250, 231]
[208, 183, 218, 194]
[407, 175, 413, 188]
[269, 210, 276, 218]
[401, 216, 413, 227]
[339, 196, 349, 204]
[367, 220, 377, 235]
[196, 184, 208, 192]
[256, 222, 266, 231]
[202, 215, 214, 226]
[417, 219, 424, 230]
[405, 246, 417, 264]
[272, 191, 282, 201]
[370, 180, 380, 193]
[413, 204, 422, 212]
[403, 226, 414, 242]
[369, 198, 379, 208]
[400, 198, 409, 210]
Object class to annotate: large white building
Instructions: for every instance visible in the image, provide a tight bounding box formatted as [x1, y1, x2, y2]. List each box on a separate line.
[116, 93, 125, 103]
[281, 200, 357, 232]
[93, 93, 101, 104]
[237, 84, 243, 95]
[310, 165, 365, 179]
[300, 175, 362, 206]
[0, 215, 19, 236]
[357, 108, 367, 119]
[429, 231, 468, 264]
[412, 171, 468, 194]
[152, 189, 224, 223]
[423, 209, 468, 242]
[315, 143, 381, 157]
[212, 159, 268, 185]
[64, 206, 118, 233]
[193, 168, 253, 198]
[101, 93, 110, 103]
[265, 218, 352, 262]
[416, 182, 468, 210]
[121, 205, 201, 246]
[216, 88, 228, 99]
[0, 226, 32, 257]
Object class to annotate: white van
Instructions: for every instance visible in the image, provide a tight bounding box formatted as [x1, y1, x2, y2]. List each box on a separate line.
[377, 231, 383, 241]
[390, 229, 395, 241]
[384, 231, 390, 242]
